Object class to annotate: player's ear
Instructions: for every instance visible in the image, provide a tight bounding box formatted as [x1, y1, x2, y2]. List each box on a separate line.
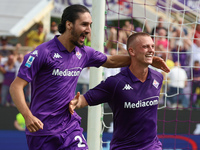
[128, 47, 135, 56]
[66, 21, 73, 30]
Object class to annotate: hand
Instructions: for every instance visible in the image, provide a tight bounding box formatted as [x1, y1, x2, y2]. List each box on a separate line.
[69, 92, 80, 115]
[152, 56, 170, 73]
[24, 115, 43, 133]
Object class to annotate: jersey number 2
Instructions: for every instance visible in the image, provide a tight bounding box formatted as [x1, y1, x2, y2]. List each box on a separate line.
[74, 135, 86, 148]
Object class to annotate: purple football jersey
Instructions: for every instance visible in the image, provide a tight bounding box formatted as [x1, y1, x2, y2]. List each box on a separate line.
[26, 121, 88, 150]
[18, 36, 107, 136]
[84, 67, 163, 149]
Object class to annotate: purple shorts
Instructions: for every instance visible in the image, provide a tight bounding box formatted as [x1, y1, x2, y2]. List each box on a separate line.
[26, 123, 88, 150]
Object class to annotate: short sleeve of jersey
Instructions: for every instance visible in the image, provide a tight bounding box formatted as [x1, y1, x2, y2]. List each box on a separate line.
[17, 46, 47, 82]
[84, 46, 107, 68]
[84, 76, 118, 105]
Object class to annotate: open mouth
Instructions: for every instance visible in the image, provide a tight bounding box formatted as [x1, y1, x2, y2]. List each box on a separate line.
[80, 35, 85, 42]
[80, 33, 86, 43]
[145, 54, 153, 58]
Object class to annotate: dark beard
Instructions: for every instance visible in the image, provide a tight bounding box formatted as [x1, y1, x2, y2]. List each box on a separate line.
[71, 40, 84, 48]
[71, 28, 84, 48]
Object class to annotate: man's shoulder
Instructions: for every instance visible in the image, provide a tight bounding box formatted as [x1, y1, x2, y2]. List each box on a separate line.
[101, 71, 127, 91]
[80, 45, 95, 52]
[38, 38, 56, 49]
[78, 46, 106, 61]
[149, 68, 163, 80]
[32, 40, 57, 57]
[106, 69, 127, 82]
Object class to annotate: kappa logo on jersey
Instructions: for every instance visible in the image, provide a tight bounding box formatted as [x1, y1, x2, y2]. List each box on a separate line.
[31, 50, 38, 57]
[153, 79, 159, 88]
[122, 84, 133, 90]
[76, 51, 82, 59]
[25, 56, 35, 68]
[53, 53, 62, 59]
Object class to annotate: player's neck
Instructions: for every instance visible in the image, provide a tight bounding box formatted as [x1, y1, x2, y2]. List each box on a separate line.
[58, 34, 75, 52]
[129, 63, 148, 82]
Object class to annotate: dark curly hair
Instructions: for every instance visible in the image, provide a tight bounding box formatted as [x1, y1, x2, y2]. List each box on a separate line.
[58, 4, 90, 34]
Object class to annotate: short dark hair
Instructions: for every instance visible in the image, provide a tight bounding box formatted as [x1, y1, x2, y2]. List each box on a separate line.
[194, 60, 200, 65]
[127, 32, 150, 49]
[58, 4, 90, 34]
[37, 22, 43, 28]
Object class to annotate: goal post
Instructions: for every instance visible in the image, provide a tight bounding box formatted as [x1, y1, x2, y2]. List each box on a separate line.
[87, 0, 105, 150]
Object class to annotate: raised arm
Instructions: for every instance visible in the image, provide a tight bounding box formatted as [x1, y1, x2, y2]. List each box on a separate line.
[69, 92, 88, 115]
[9, 77, 43, 132]
[102, 55, 170, 73]
[102, 55, 131, 68]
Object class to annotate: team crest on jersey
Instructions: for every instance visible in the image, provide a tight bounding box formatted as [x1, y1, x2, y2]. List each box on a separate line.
[76, 51, 82, 59]
[31, 50, 38, 57]
[25, 56, 35, 68]
[153, 79, 159, 88]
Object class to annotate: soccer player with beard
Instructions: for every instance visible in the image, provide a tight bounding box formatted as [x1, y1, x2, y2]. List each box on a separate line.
[70, 32, 163, 150]
[10, 5, 168, 150]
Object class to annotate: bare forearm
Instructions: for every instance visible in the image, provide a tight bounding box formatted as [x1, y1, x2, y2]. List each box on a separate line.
[10, 83, 32, 118]
[103, 55, 131, 68]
